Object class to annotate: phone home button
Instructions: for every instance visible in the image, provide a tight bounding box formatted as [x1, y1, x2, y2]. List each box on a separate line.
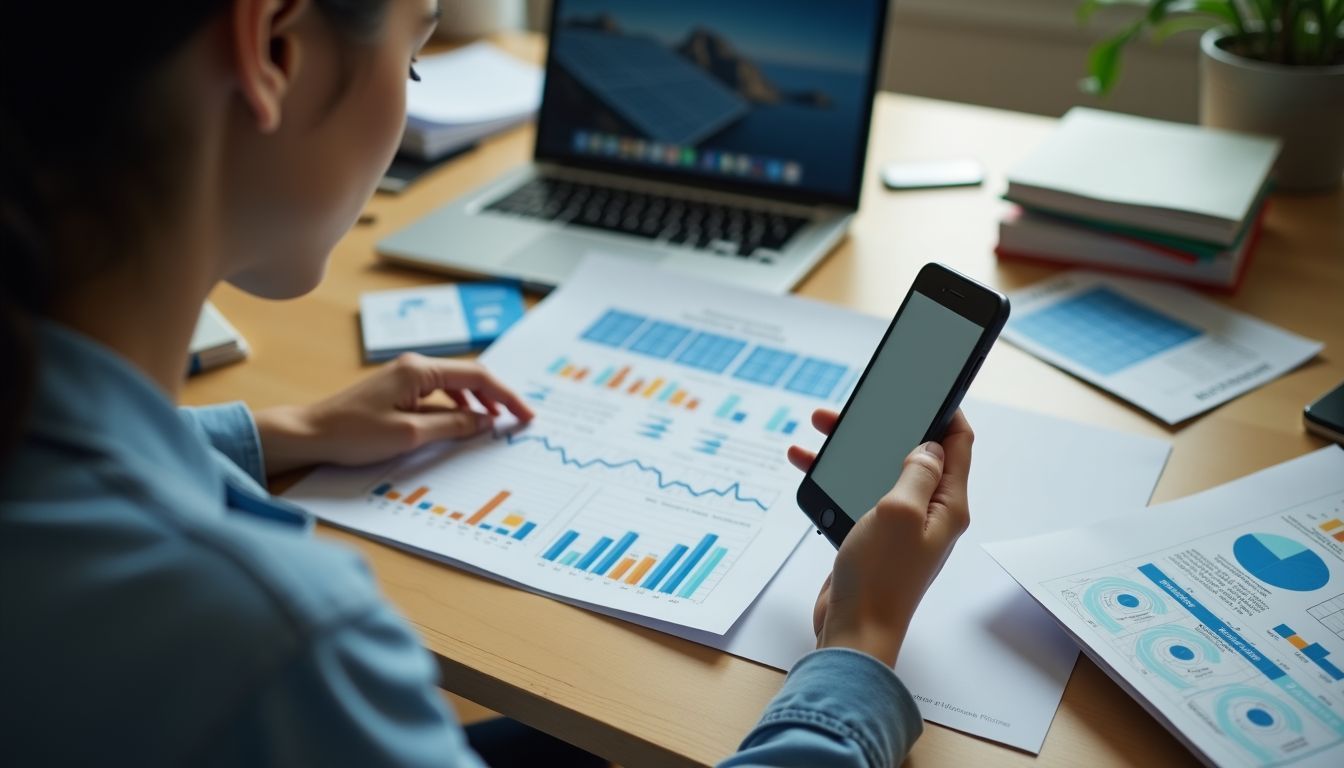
[821, 508, 836, 528]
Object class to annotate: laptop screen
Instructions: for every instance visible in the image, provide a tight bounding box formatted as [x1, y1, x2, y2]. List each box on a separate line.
[534, 0, 888, 207]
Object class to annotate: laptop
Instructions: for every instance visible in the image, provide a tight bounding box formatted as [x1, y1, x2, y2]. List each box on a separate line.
[379, 0, 890, 294]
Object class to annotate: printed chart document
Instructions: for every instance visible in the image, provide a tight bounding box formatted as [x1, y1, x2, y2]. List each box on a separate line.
[288, 257, 870, 634]
[1003, 271, 1321, 424]
[649, 397, 1171, 753]
[986, 447, 1344, 767]
[288, 257, 1175, 751]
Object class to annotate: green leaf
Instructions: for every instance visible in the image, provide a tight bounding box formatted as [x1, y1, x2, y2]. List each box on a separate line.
[1183, 0, 1239, 22]
[1078, 0, 1154, 24]
[1084, 23, 1143, 95]
[1152, 15, 1221, 40]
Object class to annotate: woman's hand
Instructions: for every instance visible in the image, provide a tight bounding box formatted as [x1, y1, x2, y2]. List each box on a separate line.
[254, 353, 535, 475]
[787, 408, 973, 667]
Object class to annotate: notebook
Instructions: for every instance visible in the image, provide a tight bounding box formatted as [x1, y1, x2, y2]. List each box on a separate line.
[189, 302, 249, 375]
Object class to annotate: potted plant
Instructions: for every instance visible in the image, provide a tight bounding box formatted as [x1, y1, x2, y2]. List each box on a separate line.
[1079, 0, 1344, 191]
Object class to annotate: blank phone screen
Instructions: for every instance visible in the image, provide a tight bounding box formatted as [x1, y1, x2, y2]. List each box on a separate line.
[811, 292, 983, 522]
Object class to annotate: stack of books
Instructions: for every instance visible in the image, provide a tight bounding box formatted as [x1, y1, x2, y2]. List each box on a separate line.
[997, 108, 1280, 292]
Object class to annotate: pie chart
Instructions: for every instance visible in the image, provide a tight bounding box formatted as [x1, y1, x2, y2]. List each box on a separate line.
[1232, 533, 1330, 592]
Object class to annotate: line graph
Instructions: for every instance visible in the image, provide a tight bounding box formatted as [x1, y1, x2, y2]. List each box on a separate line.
[499, 431, 771, 511]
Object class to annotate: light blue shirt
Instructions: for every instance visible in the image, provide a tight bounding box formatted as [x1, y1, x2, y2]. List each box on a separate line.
[0, 323, 922, 767]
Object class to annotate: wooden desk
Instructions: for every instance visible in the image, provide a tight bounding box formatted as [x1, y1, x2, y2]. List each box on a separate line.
[183, 32, 1344, 768]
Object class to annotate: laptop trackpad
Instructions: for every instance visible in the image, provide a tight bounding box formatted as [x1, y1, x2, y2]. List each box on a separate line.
[504, 237, 665, 277]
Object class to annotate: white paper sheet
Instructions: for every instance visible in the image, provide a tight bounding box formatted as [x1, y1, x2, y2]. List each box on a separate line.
[986, 447, 1344, 767]
[1002, 272, 1322, 424]
[406, 42, 543, 125]
[287, 257, 881, 634]
[635, 398, 1171, 753]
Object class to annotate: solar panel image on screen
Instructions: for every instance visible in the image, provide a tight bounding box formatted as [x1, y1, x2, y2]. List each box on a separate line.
[551, 28, 749, 145]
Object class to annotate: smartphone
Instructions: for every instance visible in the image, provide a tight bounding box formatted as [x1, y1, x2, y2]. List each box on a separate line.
[1304, 382, 1344, 445]
[797, 263, 1009, 547]
[880, 159, 984, 190]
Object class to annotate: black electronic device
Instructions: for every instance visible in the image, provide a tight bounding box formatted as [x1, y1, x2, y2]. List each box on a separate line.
[1305, 382, 1344, 445]
[797, 263, 1009, 547]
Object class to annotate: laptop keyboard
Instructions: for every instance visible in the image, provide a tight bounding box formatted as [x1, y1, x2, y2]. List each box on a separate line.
[482, 178, 809, 261]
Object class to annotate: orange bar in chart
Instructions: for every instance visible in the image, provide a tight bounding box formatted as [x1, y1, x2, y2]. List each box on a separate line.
[449, 511, 464, 520]
[685, 398, 700, 411]
[609, 557, 637, 580]
[402, 486, 429, 506]
[627, 378, 645, 394]
[1322, 519, 1343, 531]
[1289, 635, 1309, 649]
[431, 506, 447, 515]
[625, 556, 657, 585]
[607, 366, 630, 389]
[385, 491, 401, 500]
[502, 513, 525, 528]
[573, 368, 589, 382]
[642, 378, 665, 398]
[669, 390, 687, 405]
[466, 490, 512, 526]
[1336, 530, 1344, 543]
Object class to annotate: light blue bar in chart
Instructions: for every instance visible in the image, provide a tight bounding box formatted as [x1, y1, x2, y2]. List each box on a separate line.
[678, 546, 728, 598]
[765, 407, 789, 431]
[594, 366, 616, 386]
[547, 357, 568, 374]
[642, 544, 689, 590]
[560, 551, 580, 566]
[594, 532, 638, 575]
[657, 383, 679, 402]
[715, 395, 740, 419]
[660, 534, 719, 594]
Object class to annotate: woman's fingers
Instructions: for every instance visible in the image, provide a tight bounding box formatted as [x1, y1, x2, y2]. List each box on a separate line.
[811, 408, 840, 435]
[787, 445, 817, 473]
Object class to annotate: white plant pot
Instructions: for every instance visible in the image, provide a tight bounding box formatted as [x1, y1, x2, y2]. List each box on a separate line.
[1199, 28, 1344, 192]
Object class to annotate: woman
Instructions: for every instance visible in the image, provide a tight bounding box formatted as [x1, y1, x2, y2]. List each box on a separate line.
[0, 2, 974, 766]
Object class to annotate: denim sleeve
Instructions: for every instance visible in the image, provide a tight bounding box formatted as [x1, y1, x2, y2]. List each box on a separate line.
[179, 403, 266, 485]
[718, 649, 924, 768]
[214, 603, 487, 768]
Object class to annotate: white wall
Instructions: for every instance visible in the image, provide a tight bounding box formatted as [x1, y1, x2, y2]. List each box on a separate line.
[886, 0, 1202, 122]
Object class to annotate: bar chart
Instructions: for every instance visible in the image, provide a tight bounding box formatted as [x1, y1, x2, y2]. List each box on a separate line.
[536, 484, 742, 603]
[549, 355, 702, 411]
[577, 308, 853, 402]
[368, 481, 539, 540]
[1273, 623, 1344, 681]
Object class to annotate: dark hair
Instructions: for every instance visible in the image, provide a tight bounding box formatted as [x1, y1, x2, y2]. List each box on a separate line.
[0, 2, 388, 458]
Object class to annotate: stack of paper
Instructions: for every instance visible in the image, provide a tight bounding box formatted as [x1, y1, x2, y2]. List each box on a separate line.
[998, 108, 1280, 292]
[986, 447, 1344, 766]
[188, 302, 249, 375]
[402, 42, 543, 160]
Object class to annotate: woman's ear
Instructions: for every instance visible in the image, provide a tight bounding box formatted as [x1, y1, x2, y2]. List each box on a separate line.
[231, 0, 310, 133]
